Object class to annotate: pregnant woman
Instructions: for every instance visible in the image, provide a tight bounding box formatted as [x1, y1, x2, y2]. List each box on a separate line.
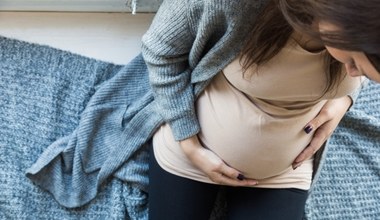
[146, 0, 364, 219]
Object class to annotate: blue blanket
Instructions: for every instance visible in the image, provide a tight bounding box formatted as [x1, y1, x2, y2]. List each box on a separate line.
[304, 80, 380, 219]
[0, 37, 147, 219]
[0, 36, 379, 219]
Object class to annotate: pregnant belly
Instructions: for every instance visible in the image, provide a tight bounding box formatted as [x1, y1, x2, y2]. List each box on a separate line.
[198, 114, 315, 179]
[196, 74, 325, 179]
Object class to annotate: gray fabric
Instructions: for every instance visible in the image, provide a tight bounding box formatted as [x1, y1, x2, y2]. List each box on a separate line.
[0, 36, 148, 219]
[141, 0, 268, 141]
[24, 51, 156, 208]
[304, 80, 380, 220]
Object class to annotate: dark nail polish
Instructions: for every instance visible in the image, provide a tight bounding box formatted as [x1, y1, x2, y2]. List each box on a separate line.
[304, 125, 313, 134]
[292, 162, 302, 170]
[237, 174, 245, 181]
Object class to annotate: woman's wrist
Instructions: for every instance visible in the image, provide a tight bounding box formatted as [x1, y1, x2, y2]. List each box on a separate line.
[342, 95, 353, 111]
[179, 135, 202, 156]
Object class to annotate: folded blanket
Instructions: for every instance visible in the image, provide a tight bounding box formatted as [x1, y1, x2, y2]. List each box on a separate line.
[0, 36, 379, 219]
[0, 37, 147, 219]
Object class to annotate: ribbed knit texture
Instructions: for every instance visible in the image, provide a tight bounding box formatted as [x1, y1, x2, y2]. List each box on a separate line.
[0, 36, 148, 219]
[142, 0, 268, 141]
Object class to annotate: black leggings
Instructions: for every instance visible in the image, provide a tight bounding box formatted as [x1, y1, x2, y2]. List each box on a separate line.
[149, 149, 308, 220]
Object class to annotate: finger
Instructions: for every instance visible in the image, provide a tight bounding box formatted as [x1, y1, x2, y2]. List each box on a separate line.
[212, 172, 258, 187]
[304, 109, 332, 134]
[210, 165, 258, 186]
[221, 164, 257, 184]
[222, 165, 245, 181]
[294, 128, 328, 166]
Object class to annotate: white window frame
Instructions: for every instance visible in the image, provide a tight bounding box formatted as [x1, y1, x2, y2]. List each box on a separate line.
[0, 0, 131, 12]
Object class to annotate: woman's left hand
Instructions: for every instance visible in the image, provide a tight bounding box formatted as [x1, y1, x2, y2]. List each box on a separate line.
[292, 96, 353, 169]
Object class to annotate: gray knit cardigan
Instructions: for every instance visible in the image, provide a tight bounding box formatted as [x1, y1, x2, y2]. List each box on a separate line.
[142, 0, 271, 141]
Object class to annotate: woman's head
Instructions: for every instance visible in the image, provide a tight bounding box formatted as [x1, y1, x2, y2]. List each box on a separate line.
[279, 0, 380, 83]
[241, 0, 344, 96]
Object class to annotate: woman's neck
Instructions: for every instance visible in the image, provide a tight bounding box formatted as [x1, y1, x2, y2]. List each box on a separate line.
[292, 31, 325, 53]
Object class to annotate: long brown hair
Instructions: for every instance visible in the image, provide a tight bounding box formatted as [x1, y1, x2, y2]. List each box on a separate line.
[280, 0, 380, 73]
[240, 0, 343, 94]
[313, 0, 380, 73]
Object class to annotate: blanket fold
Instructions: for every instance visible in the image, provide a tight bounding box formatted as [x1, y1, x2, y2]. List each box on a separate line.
[25, 53, 159, 208]
[0, 36, 149, 219]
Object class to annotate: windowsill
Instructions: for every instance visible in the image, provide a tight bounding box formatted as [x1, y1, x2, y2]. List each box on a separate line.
[0, 12, 155, 65]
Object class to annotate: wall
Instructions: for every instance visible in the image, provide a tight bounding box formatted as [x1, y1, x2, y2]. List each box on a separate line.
[0, 12, 155, 64]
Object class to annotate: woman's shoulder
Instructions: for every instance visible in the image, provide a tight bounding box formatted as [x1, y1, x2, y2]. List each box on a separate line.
[198, 0, 269, 12]
[179, 0, 268, 12]
[155, 0, 269, 25]
[186, 0, 269, 26]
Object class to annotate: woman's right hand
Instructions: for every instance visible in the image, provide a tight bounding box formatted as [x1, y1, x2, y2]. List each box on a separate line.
[180, 136, 258, 187]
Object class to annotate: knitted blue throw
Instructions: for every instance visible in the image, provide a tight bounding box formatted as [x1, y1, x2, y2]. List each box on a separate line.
[304, 80, 380, 220]
[0, 37, 148, 219]
[0, 37, 379, 219]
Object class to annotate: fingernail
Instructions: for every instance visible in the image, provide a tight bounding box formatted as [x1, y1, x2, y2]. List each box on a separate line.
[292, 162, 302, 170]
[304, 125, 313, 134]
[237, 174, 245, 181]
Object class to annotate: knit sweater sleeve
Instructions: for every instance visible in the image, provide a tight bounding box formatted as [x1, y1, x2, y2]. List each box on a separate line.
[141, 0, 199, 141]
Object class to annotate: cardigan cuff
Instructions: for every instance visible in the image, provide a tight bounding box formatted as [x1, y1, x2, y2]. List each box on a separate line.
[169, 114, 201, 141]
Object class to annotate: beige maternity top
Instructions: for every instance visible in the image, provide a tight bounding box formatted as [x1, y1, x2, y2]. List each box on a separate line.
[152, 38, 363, 190]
